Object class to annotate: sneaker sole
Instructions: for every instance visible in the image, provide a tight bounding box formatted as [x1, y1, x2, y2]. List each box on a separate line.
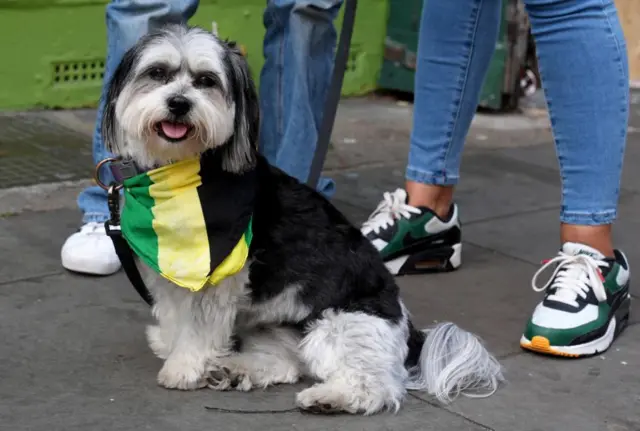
[385, 243, 462, 276]
[62, 258, 122, 276]
[520, 294, 630, 358]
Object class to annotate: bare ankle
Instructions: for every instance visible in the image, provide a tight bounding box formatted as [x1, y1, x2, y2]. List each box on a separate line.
[560, 223, 614, 258]
[405, 181, 454, 219]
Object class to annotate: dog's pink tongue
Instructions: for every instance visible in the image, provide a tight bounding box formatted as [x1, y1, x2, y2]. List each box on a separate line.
[161, 122, 189, 139]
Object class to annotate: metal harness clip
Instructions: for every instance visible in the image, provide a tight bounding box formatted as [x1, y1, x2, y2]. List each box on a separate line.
[94, 157, 123, 192]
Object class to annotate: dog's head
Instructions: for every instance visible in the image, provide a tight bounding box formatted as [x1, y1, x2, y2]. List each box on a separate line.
[102, 24, 259, 172]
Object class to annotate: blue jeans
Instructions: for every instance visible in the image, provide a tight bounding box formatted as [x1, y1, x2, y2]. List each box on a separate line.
[79, 0, 340, 223]
[407, 0, 629, 225]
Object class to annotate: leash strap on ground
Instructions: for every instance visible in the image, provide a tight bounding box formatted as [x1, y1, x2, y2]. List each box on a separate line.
[307, 0, 358, 189]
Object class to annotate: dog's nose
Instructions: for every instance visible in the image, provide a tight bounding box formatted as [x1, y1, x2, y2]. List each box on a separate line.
[167, 96, 191, 117]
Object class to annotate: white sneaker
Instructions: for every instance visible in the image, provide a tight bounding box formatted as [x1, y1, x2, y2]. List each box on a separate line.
[61, 222, 121, 275]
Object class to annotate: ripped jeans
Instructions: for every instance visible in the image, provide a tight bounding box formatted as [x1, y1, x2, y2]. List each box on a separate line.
[79, 0, 342, 224]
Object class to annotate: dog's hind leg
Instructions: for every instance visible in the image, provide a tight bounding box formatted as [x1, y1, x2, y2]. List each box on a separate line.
[209, 325, 304, 391]
[296, 309, 409, 415]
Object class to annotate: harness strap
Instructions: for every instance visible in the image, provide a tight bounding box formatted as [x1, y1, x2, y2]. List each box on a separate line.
[105, 186, 154, 306]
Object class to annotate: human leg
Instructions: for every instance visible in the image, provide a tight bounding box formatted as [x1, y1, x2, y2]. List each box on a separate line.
[62, 0, 199, 275]
[361, 0, 503, 275]
[259, 0, 343, 198]
[521, 0, 627, 256]
[519, 0, 630, 357]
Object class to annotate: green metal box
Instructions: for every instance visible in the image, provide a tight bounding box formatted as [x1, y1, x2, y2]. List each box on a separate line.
[378, 0, 530, 111]
[0, 0, 389, 111]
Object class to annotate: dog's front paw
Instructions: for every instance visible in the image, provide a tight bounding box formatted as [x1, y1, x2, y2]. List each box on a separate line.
[207, 367, 253, 392]
[157, 358, 207, 390]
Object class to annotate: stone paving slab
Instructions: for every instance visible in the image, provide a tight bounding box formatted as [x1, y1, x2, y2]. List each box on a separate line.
[0, 180, 91, 216]
[0, 113, 93, 189]
[0, 209, 79, 284]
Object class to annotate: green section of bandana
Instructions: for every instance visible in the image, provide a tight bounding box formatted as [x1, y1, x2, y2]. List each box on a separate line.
[121, 173, 159, 274]
[244, 217, 253, 246]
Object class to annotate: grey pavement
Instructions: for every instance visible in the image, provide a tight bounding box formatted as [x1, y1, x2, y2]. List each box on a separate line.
[1, 91, 640, 430]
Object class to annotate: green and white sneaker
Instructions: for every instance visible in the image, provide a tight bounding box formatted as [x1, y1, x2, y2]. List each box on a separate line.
[361, 189, 462, 275]
[521, 242, 631, 358]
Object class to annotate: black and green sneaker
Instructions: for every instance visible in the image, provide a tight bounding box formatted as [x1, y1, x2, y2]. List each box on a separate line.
[361, 189, 462, 275]
[521, 242, 631, 357]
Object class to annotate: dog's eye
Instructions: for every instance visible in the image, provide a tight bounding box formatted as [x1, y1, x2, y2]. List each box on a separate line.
[149, 67, 168, 81]
[194, 75, 217, 88]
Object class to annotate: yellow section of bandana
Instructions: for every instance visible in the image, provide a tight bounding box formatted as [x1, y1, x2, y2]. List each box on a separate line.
[209, 231, 250, 286]
[147, 158, 211, 291]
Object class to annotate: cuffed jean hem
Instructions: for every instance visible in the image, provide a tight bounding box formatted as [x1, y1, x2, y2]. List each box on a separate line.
[405, 166, 460, 186]
[82, 211, 110, 224]
[560, 210, 617, 226]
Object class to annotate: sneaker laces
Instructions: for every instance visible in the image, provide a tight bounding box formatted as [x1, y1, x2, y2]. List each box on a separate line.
[361, 189, 421, 234]
[531, 252, 608, 307]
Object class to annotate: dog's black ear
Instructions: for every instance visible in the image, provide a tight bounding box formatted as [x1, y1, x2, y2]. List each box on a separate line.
[221, 40, 260, 173]
[101, 44, 139, 155]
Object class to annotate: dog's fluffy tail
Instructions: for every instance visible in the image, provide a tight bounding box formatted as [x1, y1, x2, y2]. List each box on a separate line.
[405, 322, 504, 403]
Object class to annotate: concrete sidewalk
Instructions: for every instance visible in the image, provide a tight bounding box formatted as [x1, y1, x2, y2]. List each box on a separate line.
[1, 93, 639, 430]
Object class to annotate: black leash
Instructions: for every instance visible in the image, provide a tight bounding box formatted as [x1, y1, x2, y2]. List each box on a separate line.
[307, 0, 358, 189]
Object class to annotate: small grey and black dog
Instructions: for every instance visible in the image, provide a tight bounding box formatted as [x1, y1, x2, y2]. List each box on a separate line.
[101, 24, 504, 415]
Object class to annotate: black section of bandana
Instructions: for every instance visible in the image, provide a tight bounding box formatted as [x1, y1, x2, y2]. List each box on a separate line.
[197, 150, 257, 275]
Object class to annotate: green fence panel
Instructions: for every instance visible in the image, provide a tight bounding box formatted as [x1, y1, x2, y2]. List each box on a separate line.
[378, 0, 528, 111]
[0, 0, 388, 110]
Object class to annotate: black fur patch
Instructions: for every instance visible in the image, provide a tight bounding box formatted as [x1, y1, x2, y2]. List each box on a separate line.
[247, 156, 404, 324]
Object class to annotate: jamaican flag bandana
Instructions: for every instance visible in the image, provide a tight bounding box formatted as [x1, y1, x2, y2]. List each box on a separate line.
[119, 151, 256, 292]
